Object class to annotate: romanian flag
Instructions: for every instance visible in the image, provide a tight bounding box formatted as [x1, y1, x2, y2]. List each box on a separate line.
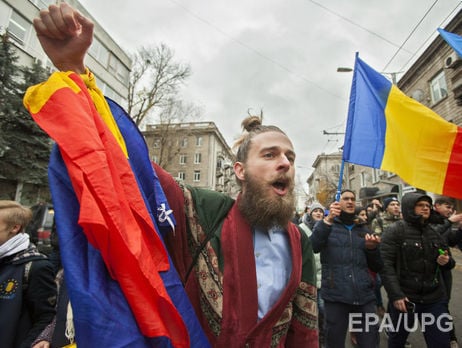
[24, 71, 210, 347]
[438, 28, 462, 58]
[343, 54, 462, 199]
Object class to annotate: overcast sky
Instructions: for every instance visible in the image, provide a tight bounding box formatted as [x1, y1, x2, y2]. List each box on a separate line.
[78, 0, 462, 184]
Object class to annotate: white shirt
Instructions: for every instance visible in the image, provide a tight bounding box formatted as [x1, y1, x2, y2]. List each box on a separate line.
[254, 226, 292, 319]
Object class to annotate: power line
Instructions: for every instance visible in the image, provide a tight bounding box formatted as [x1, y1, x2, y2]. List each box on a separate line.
[167, 0, 345, 100]
[306, 0, 413, 54]
[398, 2, 462, 73]
[382, 0, 440, 72]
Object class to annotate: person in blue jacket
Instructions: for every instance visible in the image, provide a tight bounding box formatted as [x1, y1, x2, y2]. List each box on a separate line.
[311, 189, 382, 348]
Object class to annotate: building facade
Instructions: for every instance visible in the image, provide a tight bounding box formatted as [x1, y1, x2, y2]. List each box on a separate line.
[307, 152, 406, 207]
[306, 152, 342, 207]
[1, 0, 131, 104]
[143, 122, 238, 196]
[398, 11, 462, 125]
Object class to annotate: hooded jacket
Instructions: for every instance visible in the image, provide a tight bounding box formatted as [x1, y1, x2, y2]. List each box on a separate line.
[380, 192, 455, 304]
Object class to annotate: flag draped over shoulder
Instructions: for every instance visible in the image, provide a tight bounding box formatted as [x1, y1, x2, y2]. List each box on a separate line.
[438, 28, 462, 58]
[24, 71, 210, 347]
[343, 54, 462, 199]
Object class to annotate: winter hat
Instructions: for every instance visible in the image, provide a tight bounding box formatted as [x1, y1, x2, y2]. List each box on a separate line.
[383, 197, 399, 210]
[309, 202, 325, 215]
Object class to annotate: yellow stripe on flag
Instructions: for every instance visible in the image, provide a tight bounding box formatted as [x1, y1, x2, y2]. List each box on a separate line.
[24, 72, 81, 114]
[79, 71, 128, 158]
[382, 85, 457, 193]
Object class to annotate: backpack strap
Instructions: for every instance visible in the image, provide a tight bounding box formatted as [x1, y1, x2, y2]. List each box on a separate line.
[298, 222, 312, 237]
[22, 260, 33, 292]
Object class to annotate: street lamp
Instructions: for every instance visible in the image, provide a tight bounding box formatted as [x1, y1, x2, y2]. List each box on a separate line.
[337, 66, 402, 84]
[337, 67, 353, 73]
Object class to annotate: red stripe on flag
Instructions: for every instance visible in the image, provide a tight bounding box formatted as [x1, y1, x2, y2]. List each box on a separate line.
[443, 127, 462, 199]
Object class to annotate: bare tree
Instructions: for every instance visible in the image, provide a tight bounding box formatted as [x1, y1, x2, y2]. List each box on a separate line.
[155, 98, 203, 169]
[127, 44, 191, 126]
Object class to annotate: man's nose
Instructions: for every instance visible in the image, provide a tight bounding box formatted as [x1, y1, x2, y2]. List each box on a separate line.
[277, 154, 291, 170]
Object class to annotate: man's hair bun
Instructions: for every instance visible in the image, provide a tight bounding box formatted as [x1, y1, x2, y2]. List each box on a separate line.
[241, 116, 262, 132]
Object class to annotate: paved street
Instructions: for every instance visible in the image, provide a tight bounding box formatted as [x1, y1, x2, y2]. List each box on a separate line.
[344, 247, 462, 347]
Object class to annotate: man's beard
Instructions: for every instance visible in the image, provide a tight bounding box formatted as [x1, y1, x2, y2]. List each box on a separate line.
[237, 173, 295, 229]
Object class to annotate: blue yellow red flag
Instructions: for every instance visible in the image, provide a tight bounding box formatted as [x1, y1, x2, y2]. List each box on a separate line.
[343, 54, 462, 199]
[24, 71, 210, 347]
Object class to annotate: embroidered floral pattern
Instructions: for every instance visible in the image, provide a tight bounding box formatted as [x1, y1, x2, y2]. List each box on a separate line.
[293, 282, 318, 329]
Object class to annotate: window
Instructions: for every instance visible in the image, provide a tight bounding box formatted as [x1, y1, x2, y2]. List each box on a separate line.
[181, 137, 188, 148]
[178, 172, 185, 180]
[196, 136, 203, 146]
[108, 55, 129, 82]
[194, 171, 201, 182]
[28, 0, 54, 8]
[360, 172, 367, 187]
[372, 169, 382, 183]
[151, 155, 158, 163]
[194, 153, 201, 164]
[8, 11, 29, 45]
[331, 164, 340, 173]
[430, 71, 448, 105]
[88, 38, 110, 67]
[179, 154, 187, 165]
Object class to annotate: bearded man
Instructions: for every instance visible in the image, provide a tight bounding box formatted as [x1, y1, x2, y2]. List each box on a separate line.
[159, 115, 319, 347]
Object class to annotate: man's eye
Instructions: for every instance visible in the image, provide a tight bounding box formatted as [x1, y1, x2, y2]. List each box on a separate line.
[264, 153, 274, 158]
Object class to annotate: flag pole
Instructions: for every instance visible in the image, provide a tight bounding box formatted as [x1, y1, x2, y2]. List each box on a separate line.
[335, 159, 345, 201]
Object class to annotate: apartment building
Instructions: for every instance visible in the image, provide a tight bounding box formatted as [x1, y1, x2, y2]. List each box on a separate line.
[1, 0, 131, 104]
[143, 122, 238, 196]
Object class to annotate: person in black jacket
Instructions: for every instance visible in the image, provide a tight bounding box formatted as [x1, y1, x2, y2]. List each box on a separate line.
[0, 200, 57, 348]
[311, 189, 382, 348]
[380, 192, 455, 348]
[432, 196, 462, 347]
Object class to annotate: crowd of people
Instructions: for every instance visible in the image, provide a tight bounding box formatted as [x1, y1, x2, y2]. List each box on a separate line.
[293, 190, 462, 348]
[2, 2, 462, 347]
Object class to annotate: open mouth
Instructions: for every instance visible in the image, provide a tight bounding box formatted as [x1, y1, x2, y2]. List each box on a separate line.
[272, 179, 289, 196]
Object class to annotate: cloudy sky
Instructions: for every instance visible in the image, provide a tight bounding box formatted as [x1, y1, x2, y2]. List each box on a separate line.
[78, 0, 461, 184]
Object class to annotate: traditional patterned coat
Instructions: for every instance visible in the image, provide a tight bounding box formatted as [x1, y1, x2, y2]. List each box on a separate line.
[156, 164, 319, 347]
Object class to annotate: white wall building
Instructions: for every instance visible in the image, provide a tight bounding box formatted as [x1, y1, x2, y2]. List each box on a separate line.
[1, 0, 131, 104]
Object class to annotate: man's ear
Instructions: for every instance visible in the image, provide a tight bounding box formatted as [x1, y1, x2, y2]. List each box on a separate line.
[234, 161, 245, 181]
